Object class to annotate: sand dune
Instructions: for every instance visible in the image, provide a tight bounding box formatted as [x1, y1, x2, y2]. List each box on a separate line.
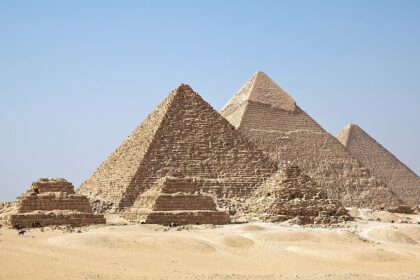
[1, 220, 420, 279]
[367, 228, 418, 245]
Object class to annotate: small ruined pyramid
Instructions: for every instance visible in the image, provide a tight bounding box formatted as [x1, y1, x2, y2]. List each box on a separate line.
[7, 178, 105, 228]
[242, 165, 351, 224]
[337, 124, 420, 205]
[78, 84, 278, 213]
[123, 173, 230, 225]
[221, 71, 402, 208]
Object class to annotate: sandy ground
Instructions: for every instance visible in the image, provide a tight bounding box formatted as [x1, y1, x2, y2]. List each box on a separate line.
[1, 212, 420, 280]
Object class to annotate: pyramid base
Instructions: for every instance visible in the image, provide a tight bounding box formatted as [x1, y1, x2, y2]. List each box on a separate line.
[123, 210, 230, 226]
[146, 210, 231, 225]
[7, 210, 106, 228]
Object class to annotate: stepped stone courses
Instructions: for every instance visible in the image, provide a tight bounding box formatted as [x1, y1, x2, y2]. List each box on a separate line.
[337, 124, 420, 205]
[123, 175, 230, 225]
[78, 84, 278, 213]
[221, 71, 402, 208]
[242, 166, 351, 224]
[7, 178, 105, 228]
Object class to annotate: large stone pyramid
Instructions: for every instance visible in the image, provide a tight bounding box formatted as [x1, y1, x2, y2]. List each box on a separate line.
[242, 165, 351, 225]
[78, 84, 278, 212]
[337, 124, 420, 205]
[123, 174, 230, 225]
[221, 71, 402, 208]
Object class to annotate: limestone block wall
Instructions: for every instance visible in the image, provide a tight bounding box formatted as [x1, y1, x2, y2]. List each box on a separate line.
[141, 195, 216, 211]
[145, 211, 230, 226]
[9, 212, 105, 228]
[126, 176, 231, 225]
[231, 101, 402, 208]
[17, 194, 93, 213]
[238, 102, 324, 134]
[152, 176, 196, 194]
[31, 178, 75, 194]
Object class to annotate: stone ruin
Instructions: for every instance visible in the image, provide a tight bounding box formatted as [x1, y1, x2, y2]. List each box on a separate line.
[123, 173, 230, 225]
[6, 178, 105, 228]
[337, 124, 420, 206]
[241, 165, 351, 225]
[221, 71, 402, 208]
[78, 84, 278, 217]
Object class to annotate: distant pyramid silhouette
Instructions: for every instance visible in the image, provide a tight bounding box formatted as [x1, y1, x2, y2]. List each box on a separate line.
[221, 71, 402, 208]
[337, 124, 420, 205]
[78, 84, 278, 212]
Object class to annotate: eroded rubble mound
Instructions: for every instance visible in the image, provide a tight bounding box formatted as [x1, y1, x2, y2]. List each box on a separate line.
[6, 178, 105, 228]
[242, 166, 351, 225]
[0, 201, 17, 225]
[123, 174, 230, 225]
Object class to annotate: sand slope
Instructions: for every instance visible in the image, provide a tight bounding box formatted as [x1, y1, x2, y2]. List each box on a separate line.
[1, 220, 420, 279]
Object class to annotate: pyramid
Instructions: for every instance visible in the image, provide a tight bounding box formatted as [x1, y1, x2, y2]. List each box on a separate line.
[242, 165, 351, 224]
[6, 178, 105, 228]
[123, 174, 230, 225]
[337, 124, 420, 205]
[78, 84, 278, 213]
[221, 71, 402, 208]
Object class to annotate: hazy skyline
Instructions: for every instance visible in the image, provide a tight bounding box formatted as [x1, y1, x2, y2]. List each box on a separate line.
[1, 0, 419, 200]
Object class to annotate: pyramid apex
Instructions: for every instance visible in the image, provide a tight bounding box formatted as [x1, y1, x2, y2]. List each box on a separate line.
[221, 71, 297, 114]
[169, 84, 197, 100]
[174, 83, 194, 93]
[337, 123, 366, 147]
[249, 71, 296, 111]
[254, 70, 267, 76]
[345, 123, 366, 134]
[348, 123, 360, 129]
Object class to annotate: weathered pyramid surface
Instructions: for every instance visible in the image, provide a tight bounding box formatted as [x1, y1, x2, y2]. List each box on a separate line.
[78, 84, 278, 212]
[222, 71, 297, 127]
[123, 174, 230, 225]
[221, 71, 402, 208]
[337, 124, 420, 205]
[242, 165, 351, 224]
[6, 178, 105, 228]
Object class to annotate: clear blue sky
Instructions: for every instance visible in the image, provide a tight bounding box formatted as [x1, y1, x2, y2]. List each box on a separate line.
[1, 1, 419, 201]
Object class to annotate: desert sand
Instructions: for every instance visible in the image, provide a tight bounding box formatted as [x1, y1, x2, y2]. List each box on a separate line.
[1, 212, 420, 280]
